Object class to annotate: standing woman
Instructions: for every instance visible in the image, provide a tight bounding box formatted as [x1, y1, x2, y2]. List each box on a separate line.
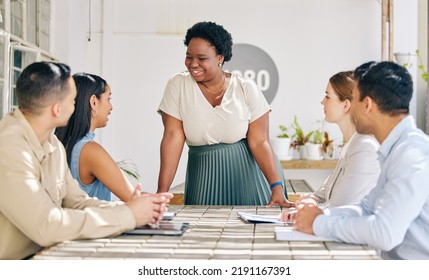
[55, 73, 134, 201]
[297, 71, 380, 207]
[157, 21, 293, 206]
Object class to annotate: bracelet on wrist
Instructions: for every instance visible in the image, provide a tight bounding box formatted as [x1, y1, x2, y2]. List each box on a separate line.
[270, 181, 283, 190]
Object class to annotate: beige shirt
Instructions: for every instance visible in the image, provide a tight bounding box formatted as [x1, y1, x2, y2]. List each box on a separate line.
[313, 133, 380, 207]
[158, 72, 271, 146]
[0, 109, 135, 259]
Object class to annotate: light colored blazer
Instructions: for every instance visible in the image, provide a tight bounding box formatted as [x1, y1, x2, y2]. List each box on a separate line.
[314, 133, 380, 207]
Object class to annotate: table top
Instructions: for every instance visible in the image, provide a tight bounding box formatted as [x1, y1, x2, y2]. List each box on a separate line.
[31, 205, 380, 260]
[281, 159, 337, 169]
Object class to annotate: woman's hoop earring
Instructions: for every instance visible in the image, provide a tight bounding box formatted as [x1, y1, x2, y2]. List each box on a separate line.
[219, 62, 222, 67]
[92, 110, 98, 117]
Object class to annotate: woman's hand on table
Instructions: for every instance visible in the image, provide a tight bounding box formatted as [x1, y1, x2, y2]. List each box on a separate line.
[267, 186, 295, 208]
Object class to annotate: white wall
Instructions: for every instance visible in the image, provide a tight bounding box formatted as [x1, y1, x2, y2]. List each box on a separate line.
[51, 0, 425, 192]
[417, 0, 428, 132]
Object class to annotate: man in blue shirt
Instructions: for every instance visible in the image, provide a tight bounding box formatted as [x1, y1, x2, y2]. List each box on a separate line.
[291, 61, 429, 259]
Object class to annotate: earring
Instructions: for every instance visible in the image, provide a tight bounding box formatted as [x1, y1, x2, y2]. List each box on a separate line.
[92, 110, 98, 117]
[219, 62, 222, 67]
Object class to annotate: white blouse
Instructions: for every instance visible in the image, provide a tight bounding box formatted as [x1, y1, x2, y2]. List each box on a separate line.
[158, 71, 271, 146]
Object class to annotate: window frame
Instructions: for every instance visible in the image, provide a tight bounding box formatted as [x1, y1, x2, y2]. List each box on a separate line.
[0, 0, 54, 118]
[8, 42, 40, 112]
[0, 29, 10, 117]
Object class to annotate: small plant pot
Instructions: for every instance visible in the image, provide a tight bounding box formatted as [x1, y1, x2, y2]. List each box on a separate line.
[298, 145, 307, 160]
[304, 143, 323, 160]
[270, 138, 292, 160]
[394, 52, 417, 68]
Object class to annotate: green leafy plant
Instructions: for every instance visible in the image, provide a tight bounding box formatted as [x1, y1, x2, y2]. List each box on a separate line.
[416, 49, 428, 82]
[291, 115, 313, 148]
[310, 129, 323, 144]
[277, 124, 290, 138]
[117, 159, 140, 180]
[398, 49, 428, 82]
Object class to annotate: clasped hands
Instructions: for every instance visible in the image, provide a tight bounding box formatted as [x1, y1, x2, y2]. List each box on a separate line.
[126, 183, 174, 227]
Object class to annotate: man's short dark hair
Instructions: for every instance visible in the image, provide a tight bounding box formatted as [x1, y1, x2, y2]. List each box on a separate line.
[16, 61, 71, 115]
[354, 61, 413, 116]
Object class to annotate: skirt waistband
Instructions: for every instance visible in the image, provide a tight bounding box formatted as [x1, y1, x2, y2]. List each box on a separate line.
[188, 139, 247, 154]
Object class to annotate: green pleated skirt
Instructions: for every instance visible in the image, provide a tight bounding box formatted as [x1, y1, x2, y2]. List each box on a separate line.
[184, 139, 287, 205]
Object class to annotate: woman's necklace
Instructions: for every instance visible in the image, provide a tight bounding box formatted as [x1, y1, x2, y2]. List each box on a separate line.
[200, 72, 226, 95]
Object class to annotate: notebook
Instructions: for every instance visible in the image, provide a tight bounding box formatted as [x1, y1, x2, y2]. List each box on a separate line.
[275, 226, 333, 241]
[237, 211, 292, 224]
[124, 222, 189, 236]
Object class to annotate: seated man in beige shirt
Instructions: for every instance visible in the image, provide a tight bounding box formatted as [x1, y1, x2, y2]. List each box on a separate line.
[0, 61, 173, 259]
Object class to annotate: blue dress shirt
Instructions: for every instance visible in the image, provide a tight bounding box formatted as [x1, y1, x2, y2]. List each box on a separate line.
[313, 116, 429, 259]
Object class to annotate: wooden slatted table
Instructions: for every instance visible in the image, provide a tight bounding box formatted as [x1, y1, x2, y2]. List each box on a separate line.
[31, 205, 380, 260]
[281, 159, 337, 169]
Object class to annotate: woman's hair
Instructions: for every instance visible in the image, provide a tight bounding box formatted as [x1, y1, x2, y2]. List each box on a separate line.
[329, 70, 355, 102]
[184, 21, 233, 63]
[55, 73, 107, 165]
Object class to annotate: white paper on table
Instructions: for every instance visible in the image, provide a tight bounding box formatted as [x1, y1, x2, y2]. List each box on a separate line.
[275, 226, 333, 241]
[237, 212, 291, 224]
[162, 212, 176, 220]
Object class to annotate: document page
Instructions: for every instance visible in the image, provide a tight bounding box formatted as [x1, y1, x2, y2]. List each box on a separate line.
[237, 212, 291, 224]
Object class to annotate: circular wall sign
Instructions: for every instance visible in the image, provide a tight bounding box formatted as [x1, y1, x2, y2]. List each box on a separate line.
[224, 43, 279, 104]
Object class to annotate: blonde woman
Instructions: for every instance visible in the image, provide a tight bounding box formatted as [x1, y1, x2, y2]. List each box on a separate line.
[292, 71, 380, 208]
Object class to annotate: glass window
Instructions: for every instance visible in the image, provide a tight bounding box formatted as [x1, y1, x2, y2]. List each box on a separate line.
[0, 1, 52, 116]
[12, 68, 20, 84]
[9, 46, 39, 110]
[0, 0, 5, 30]
[13, 48, 21, 68]
[0, 36, 4, 77]
[11, 0, 24, 38]
[27, 0, 37, 45]
[39, 0, 50, 51]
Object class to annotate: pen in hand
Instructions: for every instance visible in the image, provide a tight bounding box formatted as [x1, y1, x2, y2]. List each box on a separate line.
[277, 208, 297, 222]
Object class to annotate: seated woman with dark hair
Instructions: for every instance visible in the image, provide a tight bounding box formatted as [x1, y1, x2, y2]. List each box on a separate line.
[55, 73, 134, 201]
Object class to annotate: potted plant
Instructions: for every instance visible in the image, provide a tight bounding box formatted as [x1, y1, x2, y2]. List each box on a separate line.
[322, 131, 335, 159]
[290, 115, 313, 159]
[270, 124, 292, 160]
[305, 129, 324, 160]
[416, 49, 428, 82]
[395, 49, 427, 82]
